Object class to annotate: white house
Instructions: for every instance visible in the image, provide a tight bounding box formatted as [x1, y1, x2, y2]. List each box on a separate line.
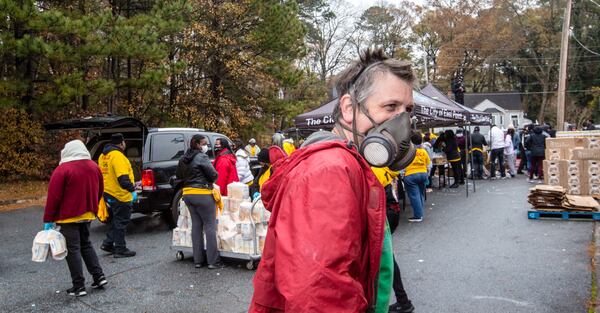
[464, 92, 532, 135]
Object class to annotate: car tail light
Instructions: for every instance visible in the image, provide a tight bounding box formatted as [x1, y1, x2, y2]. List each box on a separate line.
[141, 170, 156, 191]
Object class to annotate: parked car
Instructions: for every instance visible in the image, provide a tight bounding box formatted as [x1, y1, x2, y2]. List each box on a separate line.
[45, 116, 232, 228]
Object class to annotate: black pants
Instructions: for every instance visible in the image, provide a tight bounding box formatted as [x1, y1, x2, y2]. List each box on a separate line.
[460, 151, 468, 179]
[58, 222, 104, 288]
[184, 194, 220, 265]
[429, 165, 445, 187]
[102, 195, 132, 251]
[471, 151, 484, 178]
[490, 148, 505, 178]
[517, 145, 527, 173]
[450, 161, 463, 184]
[392, 256, 411, 306]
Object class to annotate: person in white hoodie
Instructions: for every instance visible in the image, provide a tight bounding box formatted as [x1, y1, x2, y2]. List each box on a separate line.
[504, 127, 517, 178]
[234, 139, 254, 185]
[489, 124, 506, 179]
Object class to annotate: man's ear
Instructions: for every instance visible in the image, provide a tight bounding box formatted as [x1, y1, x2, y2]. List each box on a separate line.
[339, 94, 354, 125]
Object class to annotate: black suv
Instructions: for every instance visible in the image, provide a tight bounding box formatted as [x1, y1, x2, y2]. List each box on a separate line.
[45, 116, 232, 228]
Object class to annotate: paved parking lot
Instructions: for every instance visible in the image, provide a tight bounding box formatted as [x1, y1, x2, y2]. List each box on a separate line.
[0, 177, 593, 312]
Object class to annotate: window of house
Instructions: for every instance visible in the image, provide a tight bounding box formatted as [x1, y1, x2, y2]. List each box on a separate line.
[511, 115, 519, 127]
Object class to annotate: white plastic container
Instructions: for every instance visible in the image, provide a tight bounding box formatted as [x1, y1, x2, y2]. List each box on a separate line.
[227, 182, 249, 200]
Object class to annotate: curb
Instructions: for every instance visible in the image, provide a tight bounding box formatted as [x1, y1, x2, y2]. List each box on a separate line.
[0, 196, 46, 206]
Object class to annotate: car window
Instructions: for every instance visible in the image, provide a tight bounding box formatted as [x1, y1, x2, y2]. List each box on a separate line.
[151, 133, 185, 162]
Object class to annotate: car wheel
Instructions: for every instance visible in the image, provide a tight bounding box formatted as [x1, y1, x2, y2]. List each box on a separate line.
[164, 189, 183, 229]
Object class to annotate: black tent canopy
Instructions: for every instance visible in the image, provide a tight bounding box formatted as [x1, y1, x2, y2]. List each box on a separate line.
[421, 83, 492, 125]
[293, 90, 471, 131]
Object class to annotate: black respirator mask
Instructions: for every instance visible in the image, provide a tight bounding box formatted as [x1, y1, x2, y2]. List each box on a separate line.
[358, 112, 416, 171]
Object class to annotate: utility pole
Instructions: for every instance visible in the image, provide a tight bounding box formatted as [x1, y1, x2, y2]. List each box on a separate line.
[557, 0, 573, 131]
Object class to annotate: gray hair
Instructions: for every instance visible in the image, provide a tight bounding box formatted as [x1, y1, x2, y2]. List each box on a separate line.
[333, 48, 415, 121]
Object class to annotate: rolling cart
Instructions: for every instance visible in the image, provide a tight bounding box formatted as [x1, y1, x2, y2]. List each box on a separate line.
[171, 196, 265, 270]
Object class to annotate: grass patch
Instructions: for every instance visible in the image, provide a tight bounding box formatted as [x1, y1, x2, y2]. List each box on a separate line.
[0, 180, 47, 212]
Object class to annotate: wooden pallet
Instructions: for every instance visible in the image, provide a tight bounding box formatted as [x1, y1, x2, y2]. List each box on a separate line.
[527, 210, 600, 220]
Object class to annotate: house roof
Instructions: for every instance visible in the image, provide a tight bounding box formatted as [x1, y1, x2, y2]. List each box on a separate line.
[464, 92, 522, 111]
[484, 108, 503, 113]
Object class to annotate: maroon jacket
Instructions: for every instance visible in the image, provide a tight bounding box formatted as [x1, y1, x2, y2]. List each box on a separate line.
[43, 160, 104, 222]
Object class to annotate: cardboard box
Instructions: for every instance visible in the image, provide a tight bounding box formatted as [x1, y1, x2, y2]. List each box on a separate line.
[587, 138, 600, 149]
[571, 149, 600, 160]
[561, 160, 582, 176]
[586, 160, 600, 176]
[546, 137, 576, 149]
[544, 172, 565, 188]
[544, 160, 562, 176]
[546, 148, 565, 160]
[587, 183, 600, 197]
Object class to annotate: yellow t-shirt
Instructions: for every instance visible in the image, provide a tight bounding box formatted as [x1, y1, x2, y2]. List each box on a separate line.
[283, 141, 296, 156]
[371, 167, 400, 187]
[250, 146, 257, 157]
[56, 211, 96, 224]
[404, 148, 431, 177]
[258, 166, 272, 191]
[99, 150, 134, 202]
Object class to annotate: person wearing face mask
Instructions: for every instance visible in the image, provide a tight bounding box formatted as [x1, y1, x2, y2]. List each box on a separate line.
[176, 134, 224, 269]
[213, 138, 239, 196]
[249, 48, 416, 313]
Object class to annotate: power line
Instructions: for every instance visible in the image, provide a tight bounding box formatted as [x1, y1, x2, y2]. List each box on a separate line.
[586, 0, 600, 8]
[431, 55, 600, 61]
[448, 90, 598, 95]
[571, 31, 600, 56]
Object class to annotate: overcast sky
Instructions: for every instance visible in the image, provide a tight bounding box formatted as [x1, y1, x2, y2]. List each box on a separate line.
[346, 0, 424, 10]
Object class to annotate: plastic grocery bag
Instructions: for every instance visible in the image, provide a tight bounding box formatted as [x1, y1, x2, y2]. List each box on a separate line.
[47, 230, 67, 260]
[32, 229, 67, 262]
[32, 231, 50, 262]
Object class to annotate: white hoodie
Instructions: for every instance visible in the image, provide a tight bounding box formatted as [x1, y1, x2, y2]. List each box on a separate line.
[59, 140, 91, 164]
[235, 149, 254, 184]
[489, 126, 506, 150]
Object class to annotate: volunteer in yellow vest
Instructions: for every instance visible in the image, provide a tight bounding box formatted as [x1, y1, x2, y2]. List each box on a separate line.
[99, 133, 137, 258]
[244, 138, 261, 157]
[282, 138, 296, 156]
[175, 134, 225, 269]
[404, 131, 431, 222]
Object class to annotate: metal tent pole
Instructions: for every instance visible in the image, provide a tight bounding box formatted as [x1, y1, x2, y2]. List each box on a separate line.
[464, 124, 469, 198]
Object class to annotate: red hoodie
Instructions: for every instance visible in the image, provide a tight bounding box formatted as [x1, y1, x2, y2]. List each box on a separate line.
[213, 150, 239, 196]
[43, 160, 104, 223]
[249, 140, 386, 312]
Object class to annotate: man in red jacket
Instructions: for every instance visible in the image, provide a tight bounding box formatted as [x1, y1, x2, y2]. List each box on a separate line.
[43, 140, 107, 297]
[249, 48, 415, 312]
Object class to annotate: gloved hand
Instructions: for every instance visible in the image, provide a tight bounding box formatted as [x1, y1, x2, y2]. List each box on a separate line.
[131, 191, 138, 203]
[43, 223, 55, 230]
[252, 192, 260, 201]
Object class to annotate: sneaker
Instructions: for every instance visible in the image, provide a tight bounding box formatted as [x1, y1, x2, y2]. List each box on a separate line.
[91, 276, 107, 289]
[489, 176, 497, 180]
[195, 263, 206, 269]
[67, 286, 87, 297]
[537, 179, 544, 184]
[100, 244, 114, 254]
[449, 183, 459, 188]
[501, 176, 508, 180]
[208, 262, 226, 270]
[113, 248, 136, 258]
[528, 178, 536, 183]
[408, 217, 423, 222]
[389, 301, 415, 313]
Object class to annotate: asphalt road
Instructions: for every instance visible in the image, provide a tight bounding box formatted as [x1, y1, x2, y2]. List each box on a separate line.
[0, 176, 592, 313]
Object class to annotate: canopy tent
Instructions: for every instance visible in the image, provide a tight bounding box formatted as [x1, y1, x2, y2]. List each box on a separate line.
[293, 90, 471, 132]
[421, 83, 492, 125]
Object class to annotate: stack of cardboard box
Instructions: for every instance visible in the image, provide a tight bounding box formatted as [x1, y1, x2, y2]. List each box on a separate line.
[543, 134, 600, 198]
